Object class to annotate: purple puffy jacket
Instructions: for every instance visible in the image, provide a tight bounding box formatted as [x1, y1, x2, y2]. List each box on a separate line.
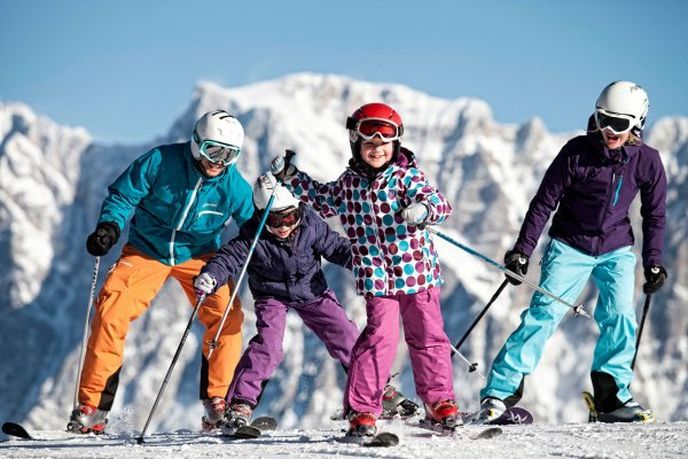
[201, 206, 351, 305]
[514, 121, 666, 267]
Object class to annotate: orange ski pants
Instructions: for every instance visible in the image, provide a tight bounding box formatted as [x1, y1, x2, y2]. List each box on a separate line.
[78, 245, 243, 410]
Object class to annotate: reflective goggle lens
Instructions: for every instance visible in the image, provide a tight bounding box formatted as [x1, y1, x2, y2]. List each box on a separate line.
[197, 138, 241, 166]
[356, 119, 400, 142]
[595, 111, 632, 134]
[266, 208, 300, 228]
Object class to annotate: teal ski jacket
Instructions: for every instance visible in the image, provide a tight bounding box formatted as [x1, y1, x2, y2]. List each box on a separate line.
[98, 142, 254, 265]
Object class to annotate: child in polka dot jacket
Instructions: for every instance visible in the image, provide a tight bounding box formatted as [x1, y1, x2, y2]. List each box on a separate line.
[271, 103, 459, 436]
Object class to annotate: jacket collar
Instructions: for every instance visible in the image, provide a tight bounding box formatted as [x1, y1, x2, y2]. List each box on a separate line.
[585, 115, 642, 165]
[347, 146, 417, 179]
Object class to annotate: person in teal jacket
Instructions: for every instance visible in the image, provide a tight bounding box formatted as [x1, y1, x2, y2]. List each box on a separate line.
[68, 110, 254, 434]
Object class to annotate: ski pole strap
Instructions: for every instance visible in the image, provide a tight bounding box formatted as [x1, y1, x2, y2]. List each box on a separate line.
[427, 227, 591, 319]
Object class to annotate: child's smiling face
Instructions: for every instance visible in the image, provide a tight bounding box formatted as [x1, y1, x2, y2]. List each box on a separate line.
[360, 138, 394, 169]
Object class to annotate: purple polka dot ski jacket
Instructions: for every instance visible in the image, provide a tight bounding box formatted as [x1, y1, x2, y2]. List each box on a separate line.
[284, 148, 452, 298]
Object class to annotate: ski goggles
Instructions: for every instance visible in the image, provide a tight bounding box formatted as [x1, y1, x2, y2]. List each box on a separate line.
[194, 132, 241, 166]
[353, 118, 402, 142]
[594, 109, 635, 135]
[266, 207, 301, 228]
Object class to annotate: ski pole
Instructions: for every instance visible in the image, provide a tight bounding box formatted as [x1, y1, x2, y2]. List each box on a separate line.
[451, 279, 509, 371]
[207, 150, 296, 359]
[137, 294, 206, 444]
[427, 227, 591, 318]
[449, 341, 486, 381]
[631, 294, 652, 371]
[73, 256, 100, 409]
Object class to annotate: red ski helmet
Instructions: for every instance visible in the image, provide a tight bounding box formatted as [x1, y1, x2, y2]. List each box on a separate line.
[346, 102, 404, 158]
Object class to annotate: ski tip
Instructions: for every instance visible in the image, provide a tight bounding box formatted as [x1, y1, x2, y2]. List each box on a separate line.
[251, 416, 278, 431]
[231, 425, 262, 439]
[362, 432, 400, 447]
[473, 426, 502, 439]
[2, 422, 33, 440]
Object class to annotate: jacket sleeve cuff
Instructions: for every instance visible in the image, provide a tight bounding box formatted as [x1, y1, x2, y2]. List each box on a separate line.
[512, 241, 535, 258]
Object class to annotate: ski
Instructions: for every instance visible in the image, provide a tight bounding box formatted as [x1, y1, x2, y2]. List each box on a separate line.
[330, 404, 418, 421]
[336, 431, 399, 447]
[228, 425, 262, 439]
[2, 421, 112, 442]
[412, 419, 502, 439]
[582, 391, 598, 422]
[250, 416, 278, 431]
[581, 391, 654, 423]
[486, 406, 533, 425]
[461, 406, 533, 425]
[2, 422, 33, 440]
[363, 431, 399, 447]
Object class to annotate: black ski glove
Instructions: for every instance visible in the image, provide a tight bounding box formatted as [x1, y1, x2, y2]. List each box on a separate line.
[86, 222, 120, 256]
[643, 265, 667, 294]
[504, 249, 529, 285]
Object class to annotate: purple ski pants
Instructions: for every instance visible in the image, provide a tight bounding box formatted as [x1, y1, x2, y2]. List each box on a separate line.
[343, 287, 455, 416]
[226, 289, 359, 406]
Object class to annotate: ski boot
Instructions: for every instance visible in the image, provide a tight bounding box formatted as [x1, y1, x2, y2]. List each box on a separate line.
[222, 400, 254, 435]
[381, 384, 419, 419]
[201, 397, 228, 431]
[598, 399, 655, 423]
[346, 411, 377, 438]
[424, 399, 460, 431]
[464, 397, 506, 425]
[66, 404, 108, 434]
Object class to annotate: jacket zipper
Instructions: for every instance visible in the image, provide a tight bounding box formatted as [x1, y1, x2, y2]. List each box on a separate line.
[611, 175, 623, 207]
[169, 177, 204, 265]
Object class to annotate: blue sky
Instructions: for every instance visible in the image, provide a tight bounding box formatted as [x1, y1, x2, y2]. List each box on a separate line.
[2, 0, 686, 143]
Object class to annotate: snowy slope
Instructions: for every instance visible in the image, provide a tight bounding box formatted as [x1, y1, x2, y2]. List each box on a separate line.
[1, 422, 687, 458]
[0, 74, 687, 435]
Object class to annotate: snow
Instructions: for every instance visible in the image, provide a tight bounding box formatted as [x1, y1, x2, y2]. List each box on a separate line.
[1, 422, 687, 458]
[1, 74, 687, 436]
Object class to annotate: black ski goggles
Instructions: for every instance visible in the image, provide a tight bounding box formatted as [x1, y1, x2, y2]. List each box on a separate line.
[594, 109, 634, 135]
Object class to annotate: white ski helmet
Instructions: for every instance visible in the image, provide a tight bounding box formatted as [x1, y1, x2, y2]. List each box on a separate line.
[595, 81, 649, 131]
[190, 110, 245, 165]
[252, 174, 300, 211]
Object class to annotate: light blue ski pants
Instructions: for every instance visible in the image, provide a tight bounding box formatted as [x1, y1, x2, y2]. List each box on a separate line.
[481, 239, 637, 405]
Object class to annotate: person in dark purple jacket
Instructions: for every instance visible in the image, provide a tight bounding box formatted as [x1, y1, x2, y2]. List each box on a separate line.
[473, 81, 667, 424]
[194, 175, 416, 432]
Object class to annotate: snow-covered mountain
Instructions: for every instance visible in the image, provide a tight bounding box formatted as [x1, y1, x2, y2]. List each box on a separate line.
[1, 73, 686, 432]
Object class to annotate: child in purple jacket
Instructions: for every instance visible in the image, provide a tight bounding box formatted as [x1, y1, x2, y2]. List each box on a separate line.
[194, 175, 415, 432]
[473, 81, 667, 424]
[271, 103, 458, 437]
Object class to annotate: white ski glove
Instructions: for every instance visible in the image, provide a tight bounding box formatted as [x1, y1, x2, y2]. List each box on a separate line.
[401, 203, 429, 226]
[194, 273, 217, 297]
[270, 155, 296, 182]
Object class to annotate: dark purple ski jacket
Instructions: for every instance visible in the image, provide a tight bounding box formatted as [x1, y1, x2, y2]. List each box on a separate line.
[201, 205, 352, 305]
[513, 123, 666, 267]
